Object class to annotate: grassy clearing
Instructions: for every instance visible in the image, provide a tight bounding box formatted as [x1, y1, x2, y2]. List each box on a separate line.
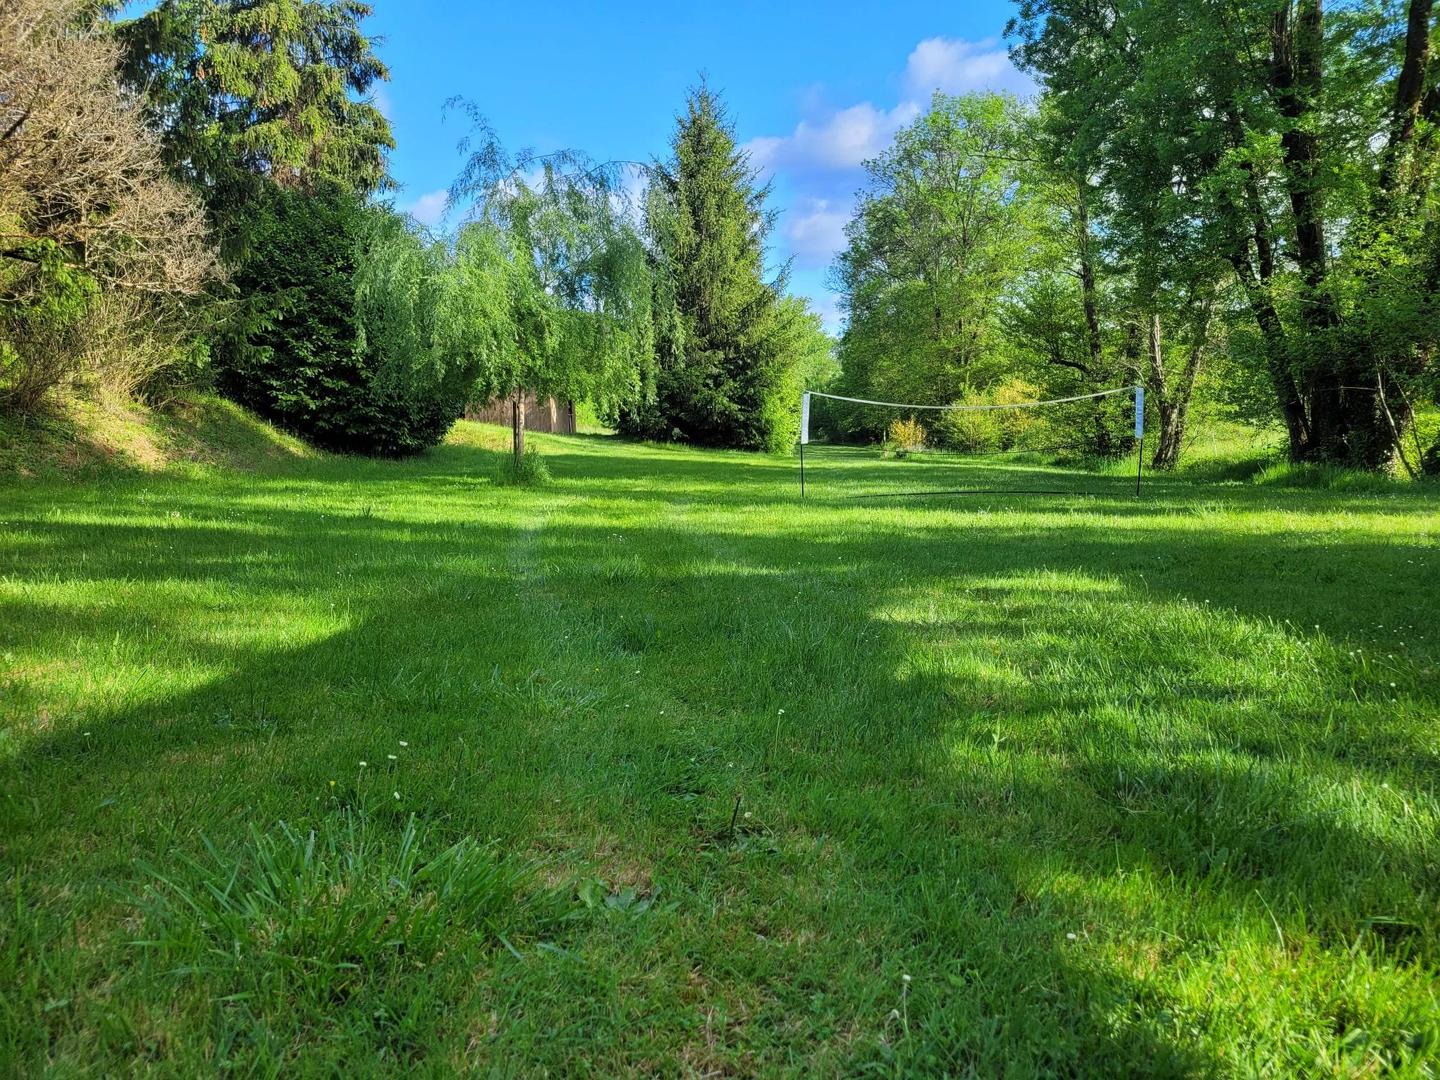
[2, 418, 1438, 1075]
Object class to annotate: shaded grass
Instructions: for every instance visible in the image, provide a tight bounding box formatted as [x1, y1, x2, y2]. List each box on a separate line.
[1, 421, 1438, 1074]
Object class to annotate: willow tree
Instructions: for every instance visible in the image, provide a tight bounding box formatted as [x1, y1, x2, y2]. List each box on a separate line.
[447, 110, 657, 465]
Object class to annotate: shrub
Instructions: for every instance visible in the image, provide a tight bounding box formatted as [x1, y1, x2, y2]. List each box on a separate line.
[935, 406, 1005, 453]
[216, 190, 475, 457]
[884, 416, 928, 457]
[0, 1, 214, 413]
[933, 380, 1047, 453]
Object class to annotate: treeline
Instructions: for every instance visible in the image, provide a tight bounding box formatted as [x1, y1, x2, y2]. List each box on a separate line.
[1, 2, 829, 459]
[832, 0, 1440, 473]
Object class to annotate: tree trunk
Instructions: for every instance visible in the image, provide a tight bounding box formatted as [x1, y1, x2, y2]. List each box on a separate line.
[1271, 0, 1397, 467]
[1271, 0, 1331, 304]
[1379, 0, 1434, 197]
[511, 389, 525, 464]
[1229, 248, 1310, 456]
[1150, 305, 1211, 470]
[1221, 99, 1313, 460]
[1075, 176, 1104, 371]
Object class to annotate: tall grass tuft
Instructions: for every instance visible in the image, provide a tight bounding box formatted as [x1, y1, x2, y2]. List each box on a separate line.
[133, 812, 555, 999]
[495, 446, 551, 485]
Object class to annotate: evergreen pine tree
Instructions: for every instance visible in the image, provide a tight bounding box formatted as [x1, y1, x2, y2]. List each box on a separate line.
[621, 86, 792, 450]
[118, 0, 394, 248]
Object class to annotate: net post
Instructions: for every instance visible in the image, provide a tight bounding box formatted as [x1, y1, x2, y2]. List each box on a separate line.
[799, 392, 810, 499]
[1134, 384, 1145, 496]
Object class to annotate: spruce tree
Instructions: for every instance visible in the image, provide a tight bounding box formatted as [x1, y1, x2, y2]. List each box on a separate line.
[118, 0, 394, 248]
[621, 86, 792, 450]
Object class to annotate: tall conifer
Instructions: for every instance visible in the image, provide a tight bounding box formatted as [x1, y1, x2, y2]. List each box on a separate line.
[622, 86, 793, 450]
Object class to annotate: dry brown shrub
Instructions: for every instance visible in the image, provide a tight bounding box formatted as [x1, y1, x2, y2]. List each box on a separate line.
[0, 0, 218, 410]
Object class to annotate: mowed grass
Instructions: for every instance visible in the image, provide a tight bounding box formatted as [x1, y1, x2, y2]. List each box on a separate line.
[1, 421, 1438, 1076]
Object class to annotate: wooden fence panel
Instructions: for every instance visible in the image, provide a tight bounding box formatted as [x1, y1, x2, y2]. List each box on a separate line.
[464, 394, 576, 434]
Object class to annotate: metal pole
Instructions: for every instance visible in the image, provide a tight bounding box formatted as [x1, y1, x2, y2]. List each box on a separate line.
[1134, 384, 1145, 497]
[799, 440, 806, 499]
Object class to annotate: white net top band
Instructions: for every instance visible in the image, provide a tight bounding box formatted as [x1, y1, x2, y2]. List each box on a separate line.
[803, 385, 1139, 412]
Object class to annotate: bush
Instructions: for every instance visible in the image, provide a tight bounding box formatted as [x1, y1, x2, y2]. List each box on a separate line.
[884, 417, 928, 457]
[0, 3, 214, 414]
[935, 407, 1005, 453]
[216, 189, 474, 458]
[933, 380, 1047, 453]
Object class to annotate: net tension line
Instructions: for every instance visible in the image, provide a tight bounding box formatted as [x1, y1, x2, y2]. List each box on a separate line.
[798, 384, 1146, 499]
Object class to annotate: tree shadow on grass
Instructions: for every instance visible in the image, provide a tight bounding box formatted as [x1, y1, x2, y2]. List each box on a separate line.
[2, 448, 1437, 1072]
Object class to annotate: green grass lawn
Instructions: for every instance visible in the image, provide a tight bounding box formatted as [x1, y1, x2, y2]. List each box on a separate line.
[2, 421, 1438, 1075]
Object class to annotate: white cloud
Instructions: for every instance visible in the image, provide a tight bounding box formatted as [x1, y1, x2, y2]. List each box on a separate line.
[786, 198, 851, 267]
[745, 101, 919, 172]
[403, 189, 449, 227]
[903, 37, 1030, 98]
[746, 37, 1028, 179]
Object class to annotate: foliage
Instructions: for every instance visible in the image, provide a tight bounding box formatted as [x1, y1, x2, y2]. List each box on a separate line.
[830, 94, 1145, 459]
[933, 380, 1048, 454]
[834, 94, 1033, 410]
[883, 416, 928, 457]
[216, 188, 475, 456]
[1008, 0, 1440, 470]
[0, 0, 216, 412]
[117, 0, 394, 250]
[616, 86, 802, 452]
[2, 429, 1438, 1072]
[446, 108, 659, 459]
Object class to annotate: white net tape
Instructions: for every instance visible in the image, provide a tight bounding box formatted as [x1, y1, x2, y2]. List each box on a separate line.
[800, 386, 1142, 444]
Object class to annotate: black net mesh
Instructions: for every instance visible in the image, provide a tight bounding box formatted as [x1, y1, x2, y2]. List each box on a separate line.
[800, 390, 1142, 500]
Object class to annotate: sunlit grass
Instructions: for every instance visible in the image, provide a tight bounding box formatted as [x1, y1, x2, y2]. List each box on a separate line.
[1, 420, 1438, 1074]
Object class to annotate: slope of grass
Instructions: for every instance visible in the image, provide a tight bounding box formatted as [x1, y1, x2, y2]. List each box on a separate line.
[0, 392, 316, 479]
[1, 422, 1438, 1075]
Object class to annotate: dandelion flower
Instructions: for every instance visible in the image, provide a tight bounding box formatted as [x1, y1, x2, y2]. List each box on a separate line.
[1066, 932, 1078, 941]
[359, 761, 367, 768]
[398, 741, 408, 747]
[387, 754, 398, 760]
[393, 791, 400, 800]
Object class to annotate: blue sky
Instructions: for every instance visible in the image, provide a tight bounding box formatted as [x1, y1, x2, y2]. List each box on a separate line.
[366, 2, 1034, 333]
